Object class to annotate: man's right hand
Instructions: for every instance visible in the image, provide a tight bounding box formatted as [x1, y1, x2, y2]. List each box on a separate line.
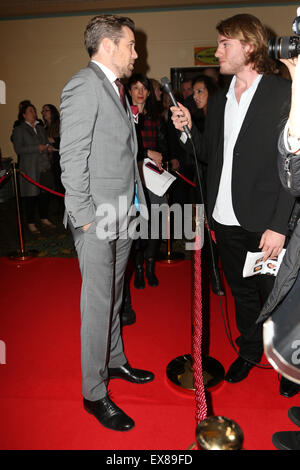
[170, 102, 192, 133]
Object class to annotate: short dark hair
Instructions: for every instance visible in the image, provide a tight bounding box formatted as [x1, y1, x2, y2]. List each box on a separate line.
[192, 75, 218, 97]
[20, 103, 36, 121]
[127, 73, 159, 120]
[216, 13, 276, 75]
[84, 14, 135, 58]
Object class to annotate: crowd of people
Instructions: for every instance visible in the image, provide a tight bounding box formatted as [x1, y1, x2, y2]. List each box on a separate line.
[4, 12, 300, 448]
[10, 100, 63, 234]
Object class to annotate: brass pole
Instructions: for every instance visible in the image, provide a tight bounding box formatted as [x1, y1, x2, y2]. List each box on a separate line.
[158, 160, 184, 264]
[10, 163, 36, 261]
[12, 163, 25, 258]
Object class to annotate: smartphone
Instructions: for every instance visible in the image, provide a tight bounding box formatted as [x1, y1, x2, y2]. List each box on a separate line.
[145, 161, 164, 175]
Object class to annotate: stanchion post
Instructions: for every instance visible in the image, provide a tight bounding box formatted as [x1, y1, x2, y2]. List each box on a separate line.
[158, 160, 185, 265]
[10, 162, 36, 261]
[166, 203, 225, 391]
[188, 416, 244, 450]
[12, 162, 25, 258]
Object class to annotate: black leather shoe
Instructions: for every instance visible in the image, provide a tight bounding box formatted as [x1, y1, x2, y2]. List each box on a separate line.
[134, 266, 145, 289]
[224, 357, 254, 383]
[280, 377, 300, 398]
[145, 258, 159, 287]
[272, 431, 300, 450]
[108, 362, 154, 384]
[288, 407, 300, 427]
[83, 395, 135, 432]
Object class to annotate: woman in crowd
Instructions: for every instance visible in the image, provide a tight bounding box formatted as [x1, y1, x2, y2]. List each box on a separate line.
[167, 74, 223, 295]
[191, 74, 218, 131]
[42, 104, 64, 212]
[127, 73, 168, 289]
[191, 74, 224, 295]
[12, 103, 55, 233]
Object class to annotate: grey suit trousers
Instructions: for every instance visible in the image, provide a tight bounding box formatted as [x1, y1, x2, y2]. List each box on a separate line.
[71, 220, 132, 401]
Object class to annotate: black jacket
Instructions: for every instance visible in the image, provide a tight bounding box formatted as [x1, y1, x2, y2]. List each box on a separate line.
[185, 74, 294, 234]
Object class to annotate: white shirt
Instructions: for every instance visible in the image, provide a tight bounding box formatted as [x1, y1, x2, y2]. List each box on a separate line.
[91, 60, 120, 97]
[25, 120, 40, 134]
[212, 74, 262, 226]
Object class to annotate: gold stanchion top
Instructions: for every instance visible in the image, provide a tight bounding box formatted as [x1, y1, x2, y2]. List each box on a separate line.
[196, 416, 243, 450]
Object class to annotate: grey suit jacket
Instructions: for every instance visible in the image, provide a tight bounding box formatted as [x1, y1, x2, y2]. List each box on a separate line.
[60, 62, 146, 238]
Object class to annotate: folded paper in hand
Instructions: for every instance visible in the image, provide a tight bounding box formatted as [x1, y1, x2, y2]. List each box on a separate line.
[142, 158, 176, 196]
[243, 250, 286, 278]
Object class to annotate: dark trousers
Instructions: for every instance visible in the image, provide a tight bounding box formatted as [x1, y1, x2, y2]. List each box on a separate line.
[214, 220, 275, 362]
[23, 194, 50, 224]
[134, 238, 160, 266]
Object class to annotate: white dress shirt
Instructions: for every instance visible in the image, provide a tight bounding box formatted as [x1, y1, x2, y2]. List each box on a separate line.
[91, 60, 120, 97]
[212, 74, 262, 226]
[25, 120, 40, 134]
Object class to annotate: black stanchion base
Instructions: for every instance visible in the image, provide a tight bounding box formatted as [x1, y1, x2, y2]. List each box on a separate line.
[166, 354, 225, 391]
[8, 250, 39, 261]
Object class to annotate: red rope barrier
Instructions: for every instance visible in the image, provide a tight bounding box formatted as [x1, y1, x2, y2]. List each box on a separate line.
[192, 233, 207, 424]
[0, 171, 11, 185]
[19, 171, 64, 197]
[174, 170, 196, 187]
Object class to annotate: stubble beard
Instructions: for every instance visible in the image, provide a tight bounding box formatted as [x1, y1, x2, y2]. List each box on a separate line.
[221, 56, 247, 76]
[124, 62, 135, 78]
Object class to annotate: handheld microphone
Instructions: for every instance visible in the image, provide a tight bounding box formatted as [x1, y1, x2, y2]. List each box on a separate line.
[161, 76, 192, 140]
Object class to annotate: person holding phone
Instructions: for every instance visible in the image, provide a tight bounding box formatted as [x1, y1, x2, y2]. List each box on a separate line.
[127, 73, 168, 289]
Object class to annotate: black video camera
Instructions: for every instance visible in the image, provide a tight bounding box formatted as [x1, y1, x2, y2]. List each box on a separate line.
[268, 8, 300, 59]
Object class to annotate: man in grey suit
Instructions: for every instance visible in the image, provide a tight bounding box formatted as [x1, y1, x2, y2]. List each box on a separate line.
[60, 15, 154, 432]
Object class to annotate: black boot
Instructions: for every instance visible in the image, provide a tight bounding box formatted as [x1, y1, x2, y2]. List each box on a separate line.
[134, 265, 145, 289]
[145, 258, 159, 287]
[120, 280, 136, 326]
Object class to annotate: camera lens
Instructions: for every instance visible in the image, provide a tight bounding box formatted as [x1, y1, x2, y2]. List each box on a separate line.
[268, 36, 300, 59]
[268, 37, 280, 60]
[280, 36, 300, 59]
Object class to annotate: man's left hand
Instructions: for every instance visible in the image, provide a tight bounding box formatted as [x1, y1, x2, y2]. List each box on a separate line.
[259, 229, 285, 261]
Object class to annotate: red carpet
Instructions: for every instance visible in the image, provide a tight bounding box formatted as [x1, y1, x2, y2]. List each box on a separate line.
[0, 256, 299, 450]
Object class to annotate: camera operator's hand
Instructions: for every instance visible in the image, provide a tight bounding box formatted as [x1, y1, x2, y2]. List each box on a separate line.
[281, 55, 300, 140]
[280, 56, 298, 80]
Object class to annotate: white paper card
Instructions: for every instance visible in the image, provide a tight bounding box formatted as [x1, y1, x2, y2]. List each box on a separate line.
[243, 250, 286, 278]
[142, 158, 176, 196]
